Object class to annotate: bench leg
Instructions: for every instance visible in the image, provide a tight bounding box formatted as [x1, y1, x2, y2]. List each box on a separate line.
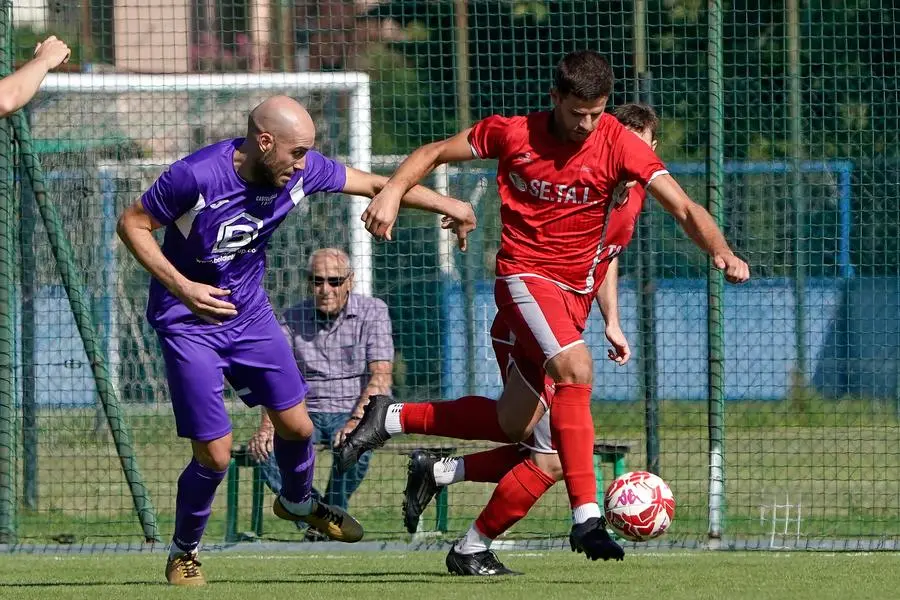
[613, 453, 627, 479]
[225, 458, 239, 542]
[251, 464, 264, 537]
[594, 453, 604, 507]
[435, 487, 450, 533]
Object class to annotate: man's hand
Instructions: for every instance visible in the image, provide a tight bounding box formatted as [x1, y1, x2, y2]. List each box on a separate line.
[441, 209, 476, 251]
[605, 323, 631, 367]
[248, 426, 274, 462]
[34, 36, 71, 70]
[175, 281, 238, 325]
[713, 252, 750, 284]
[333, 416, 360, 448]
[362, 189, 403, 241]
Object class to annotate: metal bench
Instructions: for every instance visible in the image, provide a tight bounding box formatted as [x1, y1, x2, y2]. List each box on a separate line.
[224, 440, 630, 541]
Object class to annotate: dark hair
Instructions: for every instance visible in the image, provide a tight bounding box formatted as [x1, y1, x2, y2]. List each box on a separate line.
[553, 50, 614, 100]
[612, 102, 659, 140]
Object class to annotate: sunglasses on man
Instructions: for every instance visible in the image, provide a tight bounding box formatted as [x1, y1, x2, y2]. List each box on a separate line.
[308, 275, 350, 288]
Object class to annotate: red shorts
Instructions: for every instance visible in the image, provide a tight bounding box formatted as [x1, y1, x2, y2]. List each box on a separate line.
[493, 275, 593, 392]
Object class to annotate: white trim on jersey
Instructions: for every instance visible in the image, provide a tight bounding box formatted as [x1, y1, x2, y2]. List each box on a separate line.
[289, 176, 306, 206]
[174, 192, 206, 238]
[647, 169, 669, 185]
[469, 142, 482, 159]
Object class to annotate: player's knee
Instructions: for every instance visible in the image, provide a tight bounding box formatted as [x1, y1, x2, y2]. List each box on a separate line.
[547, 345, 593, 385]
[532, 453, 564, 482]
[497, 410, 529, 443]
[269, 404, 314, 441]
[192, 434, 233, 472]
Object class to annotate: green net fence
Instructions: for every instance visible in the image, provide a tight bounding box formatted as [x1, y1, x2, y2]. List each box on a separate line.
[0, 0, 897, 550]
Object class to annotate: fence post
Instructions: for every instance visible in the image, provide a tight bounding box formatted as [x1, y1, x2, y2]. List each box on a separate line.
[0, 0, 16, 544]
[706, 0, 726, 541]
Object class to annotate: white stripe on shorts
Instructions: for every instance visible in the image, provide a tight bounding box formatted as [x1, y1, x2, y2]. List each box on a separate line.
[503, 276, 563, 361]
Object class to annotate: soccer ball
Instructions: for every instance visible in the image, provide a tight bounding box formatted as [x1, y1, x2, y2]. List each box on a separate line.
[603, 471, 675, 542]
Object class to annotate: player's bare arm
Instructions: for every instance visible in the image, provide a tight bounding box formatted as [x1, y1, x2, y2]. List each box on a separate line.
[116, 200, 237, 325]
[647, 174, 750, 284]
[0, 35, 71, 117]
[360, 128, 477, 240]
[596, 257, 631, 366]
[345, 166, 476, 249]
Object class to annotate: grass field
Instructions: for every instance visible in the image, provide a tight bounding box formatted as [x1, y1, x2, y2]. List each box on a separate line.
[1, 550, 899, 600]
[10, 398, 900, 545]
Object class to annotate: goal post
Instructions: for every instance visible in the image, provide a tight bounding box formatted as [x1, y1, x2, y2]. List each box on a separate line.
[40, 72, 374, 295]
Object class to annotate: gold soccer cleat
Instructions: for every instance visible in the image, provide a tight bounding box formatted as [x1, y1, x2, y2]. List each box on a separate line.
[165, 552, 206, 586]
[273, 496, 364, 542]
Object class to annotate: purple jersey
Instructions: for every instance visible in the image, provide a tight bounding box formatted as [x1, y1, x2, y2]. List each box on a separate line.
[141, 138, 347, 332]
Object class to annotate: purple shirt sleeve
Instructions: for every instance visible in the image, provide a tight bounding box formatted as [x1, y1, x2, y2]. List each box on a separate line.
[364, 299, 395, 363]
[302, 150, 347, 195]
[141, 161, 201, 226]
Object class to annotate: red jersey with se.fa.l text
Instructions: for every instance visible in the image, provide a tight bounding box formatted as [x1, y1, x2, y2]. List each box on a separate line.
[468, 111, 667, 294]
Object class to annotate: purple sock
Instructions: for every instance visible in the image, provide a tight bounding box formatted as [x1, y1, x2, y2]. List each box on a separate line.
[172, 458, 227, 553]
[274, 434, 315, 504]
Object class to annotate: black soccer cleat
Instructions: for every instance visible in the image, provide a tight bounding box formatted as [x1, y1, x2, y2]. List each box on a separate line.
[569, 516, 625, 561]
[403, 450, 441, 533]
[446, 546, 523, 576]
[335, 395, 395, 474]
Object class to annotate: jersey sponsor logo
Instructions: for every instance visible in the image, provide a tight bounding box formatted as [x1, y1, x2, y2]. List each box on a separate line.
[511, 152, 533, 165]
[508, 170, 592, 204]
[509, 171, 528, 192]
[211, 212, 264, 256]
[256, 193, 277, 205]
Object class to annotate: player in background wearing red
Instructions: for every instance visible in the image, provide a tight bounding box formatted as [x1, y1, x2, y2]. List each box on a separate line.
[339, 50, 750, 565]
[399, 103, 655, 576]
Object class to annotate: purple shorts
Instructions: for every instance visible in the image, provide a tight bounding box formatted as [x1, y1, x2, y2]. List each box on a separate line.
[157, 308, 308, 441]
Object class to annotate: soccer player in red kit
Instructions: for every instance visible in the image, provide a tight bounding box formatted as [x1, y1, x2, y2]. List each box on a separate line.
[339, 51, 750, 564]
[398, 103, 656, 577]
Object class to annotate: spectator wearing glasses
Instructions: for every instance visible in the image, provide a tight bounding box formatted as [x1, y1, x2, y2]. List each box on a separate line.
[247, 247, 393, 539]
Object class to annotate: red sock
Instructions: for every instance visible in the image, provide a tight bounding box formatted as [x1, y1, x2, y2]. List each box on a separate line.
[474, 458, 555, 539]
[462, 445, 525, 483]
[550, 383, 596, 509]
[400, 396, 511, 442]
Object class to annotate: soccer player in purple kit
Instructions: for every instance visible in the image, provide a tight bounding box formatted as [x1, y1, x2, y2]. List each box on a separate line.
[116, 95, 476, 586]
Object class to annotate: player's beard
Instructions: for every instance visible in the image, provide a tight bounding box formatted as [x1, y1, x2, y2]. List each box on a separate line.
[255, 147, 282, 187]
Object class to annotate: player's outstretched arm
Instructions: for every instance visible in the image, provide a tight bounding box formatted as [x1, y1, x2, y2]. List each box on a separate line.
[596, 257, 631, 366]
[647, 174, 750, 284]
[344, 167, 476, 250]
[116, 200, 237, 324]
[0, 36, 70, 117]
[359, 128, 477, 241]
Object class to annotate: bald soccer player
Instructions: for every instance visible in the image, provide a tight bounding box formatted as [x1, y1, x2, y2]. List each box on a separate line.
[117, 95, 475, 586]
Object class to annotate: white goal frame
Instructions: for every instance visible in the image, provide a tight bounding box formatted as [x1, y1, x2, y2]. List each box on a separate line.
[40, 72, 375, 296]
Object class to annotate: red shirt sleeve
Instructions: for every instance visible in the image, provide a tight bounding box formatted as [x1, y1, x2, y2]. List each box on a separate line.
[468, 115, 510, 159]
[612, 128, 669, 187]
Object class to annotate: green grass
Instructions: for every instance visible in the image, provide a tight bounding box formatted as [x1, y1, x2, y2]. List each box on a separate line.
[10, 399, 900, 544]
[0, 551, 899, 600]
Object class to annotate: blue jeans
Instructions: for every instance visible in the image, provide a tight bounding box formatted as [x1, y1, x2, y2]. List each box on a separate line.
[258, 411, 372, 511]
